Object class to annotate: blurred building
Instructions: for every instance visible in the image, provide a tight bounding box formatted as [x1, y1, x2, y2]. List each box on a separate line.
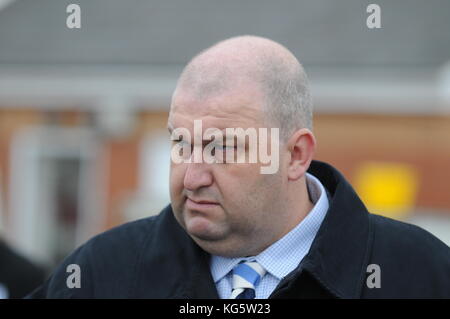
[0, 0, 449, 270]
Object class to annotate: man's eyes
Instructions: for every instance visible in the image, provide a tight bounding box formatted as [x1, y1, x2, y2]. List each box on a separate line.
[172, 140, 237, 149]
[213, 143, 237, 150]
[172, 139, 189, 145]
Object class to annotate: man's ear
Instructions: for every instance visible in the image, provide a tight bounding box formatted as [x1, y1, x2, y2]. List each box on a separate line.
[286, 128, 316, 181]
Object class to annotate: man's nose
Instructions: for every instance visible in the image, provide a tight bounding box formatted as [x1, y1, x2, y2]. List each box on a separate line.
[183, 162, 214, 191]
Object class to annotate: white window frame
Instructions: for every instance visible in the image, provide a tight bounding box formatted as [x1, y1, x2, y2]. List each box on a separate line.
[7, 126, 105, 265]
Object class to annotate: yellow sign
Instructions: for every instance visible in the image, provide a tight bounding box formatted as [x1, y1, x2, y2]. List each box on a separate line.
[353, 162, 419, 220]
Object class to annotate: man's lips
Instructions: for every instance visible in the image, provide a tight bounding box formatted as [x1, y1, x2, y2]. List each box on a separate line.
[185, 197, 219, 210]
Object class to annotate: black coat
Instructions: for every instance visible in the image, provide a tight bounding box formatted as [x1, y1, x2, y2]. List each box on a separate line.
[0, 239, 46, 298]
[28, 160, 450, 298]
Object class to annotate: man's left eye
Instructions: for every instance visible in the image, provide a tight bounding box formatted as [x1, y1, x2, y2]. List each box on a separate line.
[217, 144, 235, 150]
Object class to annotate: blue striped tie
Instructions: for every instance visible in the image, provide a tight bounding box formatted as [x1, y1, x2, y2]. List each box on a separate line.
[229, 260, 266, 299]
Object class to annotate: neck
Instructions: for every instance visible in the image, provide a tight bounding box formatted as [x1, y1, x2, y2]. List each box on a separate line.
[281, 175, 314, 238]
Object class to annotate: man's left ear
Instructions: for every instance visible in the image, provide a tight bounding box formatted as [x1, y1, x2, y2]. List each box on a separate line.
[286, 128, 316, 181]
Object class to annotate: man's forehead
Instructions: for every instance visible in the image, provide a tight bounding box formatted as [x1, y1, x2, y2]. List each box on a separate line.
[171, 85, 263, 119]
[167, 114, 259, 132]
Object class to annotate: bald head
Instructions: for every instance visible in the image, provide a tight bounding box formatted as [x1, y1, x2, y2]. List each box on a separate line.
[169, 36, 316, 257]
[174, 35, 313, 140]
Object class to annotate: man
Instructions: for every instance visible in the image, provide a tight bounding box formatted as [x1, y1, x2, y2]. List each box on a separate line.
[29, 36, 450, 299]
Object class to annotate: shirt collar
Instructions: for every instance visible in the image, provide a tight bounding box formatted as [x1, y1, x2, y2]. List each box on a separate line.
[210, 172, 329, 283]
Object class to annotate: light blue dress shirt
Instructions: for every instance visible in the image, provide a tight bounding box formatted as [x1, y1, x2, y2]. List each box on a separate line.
[210, 172, 329, 299]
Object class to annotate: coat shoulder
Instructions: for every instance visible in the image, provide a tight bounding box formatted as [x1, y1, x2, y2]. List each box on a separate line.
[365, 214, 450, 297]
[369, 213, 449, 257]
[27, 213, 163, 298]
[85, 214, 159, 252]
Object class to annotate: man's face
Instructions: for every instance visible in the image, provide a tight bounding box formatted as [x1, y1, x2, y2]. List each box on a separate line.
[168, 81, 288, 257]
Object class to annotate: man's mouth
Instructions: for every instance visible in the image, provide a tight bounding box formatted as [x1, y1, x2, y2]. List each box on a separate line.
[186, 197, 220, 210]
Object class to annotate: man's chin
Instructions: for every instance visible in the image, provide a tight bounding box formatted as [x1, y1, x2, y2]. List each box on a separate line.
[189, 234, 249, 258]
[185, 217, 224, 241]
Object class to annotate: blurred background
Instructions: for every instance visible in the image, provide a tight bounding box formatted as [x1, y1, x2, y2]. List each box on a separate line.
[0, 0, 449, 297]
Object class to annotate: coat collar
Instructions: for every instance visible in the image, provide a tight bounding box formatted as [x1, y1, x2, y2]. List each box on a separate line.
[298, 160, 373, 298]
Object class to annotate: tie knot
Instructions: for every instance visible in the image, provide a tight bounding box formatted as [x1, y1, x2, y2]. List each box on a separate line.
[230, 260, 266, 298]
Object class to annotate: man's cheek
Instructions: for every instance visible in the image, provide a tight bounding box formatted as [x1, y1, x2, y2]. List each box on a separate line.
[169, 178, 183, 204]
[170, 165, 184, 187]
[223, 162, 258, 177]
